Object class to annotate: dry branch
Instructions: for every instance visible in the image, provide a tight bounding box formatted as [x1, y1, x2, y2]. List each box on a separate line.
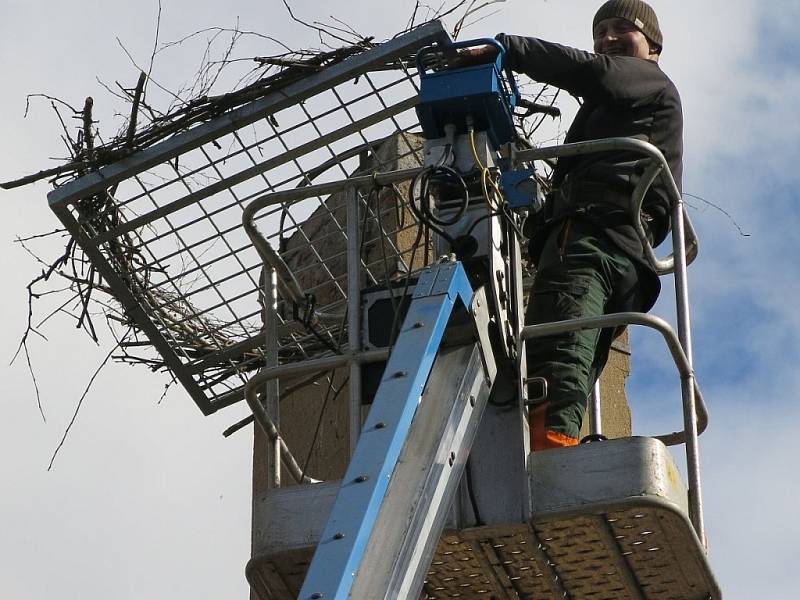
[5, 3, 556, 426]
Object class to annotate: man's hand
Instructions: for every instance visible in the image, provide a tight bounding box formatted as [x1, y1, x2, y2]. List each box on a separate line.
[424, 44, 500, 71]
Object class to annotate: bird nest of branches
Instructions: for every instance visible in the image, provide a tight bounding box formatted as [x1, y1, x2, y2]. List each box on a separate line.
[4, 1, 561, 434]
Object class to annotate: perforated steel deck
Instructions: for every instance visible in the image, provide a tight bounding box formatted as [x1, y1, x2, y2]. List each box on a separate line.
[248, 503, 718, 599]
[421, 505, 717, 600]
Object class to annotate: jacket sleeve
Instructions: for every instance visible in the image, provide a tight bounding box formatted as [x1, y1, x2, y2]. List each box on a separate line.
[495, 33, 666, 105]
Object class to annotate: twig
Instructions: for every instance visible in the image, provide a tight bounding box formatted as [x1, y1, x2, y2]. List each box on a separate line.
[82, 97, 94, 160]
[126, 72, 147, 147]
[47, 338, 122, 471]
[683, 192, 751, 237]
[406, 1, 421, 31]
[158, 374, 177, 404]
[159, 27, 293, 55]
[281, 0, 356, 46]
[146, 0, 162, 94]
[116, 36, 185, 105]
[22, 341, 45, 423]
[0, 160, 93, 189]
[23, 94, 79, 118]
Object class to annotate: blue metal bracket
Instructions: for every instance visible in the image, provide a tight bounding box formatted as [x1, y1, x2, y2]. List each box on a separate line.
[298, 261, 473, 600]
[415, 38, 519, 148]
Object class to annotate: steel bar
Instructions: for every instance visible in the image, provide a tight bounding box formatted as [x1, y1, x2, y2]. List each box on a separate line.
[589, 379, 602, 437]
[264, 267, 281, 488]
[515, 137, 699, 273]
[671, 193, 705, 543]
[92, 96, 420, 246]
[241, 168, 423, 324]
[519, 312, 708, 446]
[347, 188, 362, 456]
[244, 348, 391, 482]
[49, 202, 218, 413]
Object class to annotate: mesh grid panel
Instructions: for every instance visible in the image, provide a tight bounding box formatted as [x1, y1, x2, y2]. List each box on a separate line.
[48, 23, 449, 414]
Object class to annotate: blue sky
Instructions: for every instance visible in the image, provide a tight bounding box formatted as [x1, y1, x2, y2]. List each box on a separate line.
[1, 1, 796, 598]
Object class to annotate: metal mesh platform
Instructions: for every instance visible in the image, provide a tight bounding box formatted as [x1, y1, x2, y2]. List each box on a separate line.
[248, 437, 720, 599]
[423, 505, 717, 600]
[46, 22, 449, 414]
[248, 504, 718, 600]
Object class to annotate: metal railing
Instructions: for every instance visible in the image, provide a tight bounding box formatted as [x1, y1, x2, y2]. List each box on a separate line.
[516, 137, 706, 542]
[45, 21, 449, 416]
[243, 136, 708, 542]
[243, 167, 428, 486]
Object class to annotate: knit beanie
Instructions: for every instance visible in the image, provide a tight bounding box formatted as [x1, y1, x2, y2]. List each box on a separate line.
[593, 0, 663, 50]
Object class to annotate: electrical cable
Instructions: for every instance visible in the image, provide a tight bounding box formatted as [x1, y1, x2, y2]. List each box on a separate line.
[388, 223, 425, 346]
[368, 183, 400, 316]
[300, 373, 349, 482]
[468, 127, 503, 212]
[407, 140, 471, 247]
[299, 303, 351, 483]
[408, 165, 469, 238]
[465, 458, 485, 526]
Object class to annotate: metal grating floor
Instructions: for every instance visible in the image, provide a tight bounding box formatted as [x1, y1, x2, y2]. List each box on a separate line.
[423, 507, 718, 600]
[248, 504, 719, 600]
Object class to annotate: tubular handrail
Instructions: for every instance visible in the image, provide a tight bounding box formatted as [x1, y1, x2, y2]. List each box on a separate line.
[514, 137, 698, 276]
[241, 166, 425, 325]
[241, 135, 707, 540]
[521, 311, 706, 539]
[520, 312, 706, 446]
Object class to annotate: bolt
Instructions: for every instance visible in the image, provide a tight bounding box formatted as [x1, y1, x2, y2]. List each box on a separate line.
[375, 421, 387, 429]
[392, 370, 408, 379]
[448, 452, 456, 467]
[354, 475, 369, 483]
[333, 532, 345, 540]
[413, 321, 425, 328]
[311, 594, 324, 599]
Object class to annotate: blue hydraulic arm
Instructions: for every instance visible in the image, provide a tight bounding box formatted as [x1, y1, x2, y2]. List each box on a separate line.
[298, 261, 474, 600]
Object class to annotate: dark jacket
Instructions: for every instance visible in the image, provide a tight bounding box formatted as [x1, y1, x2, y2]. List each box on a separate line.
[496, 34, 684, 306]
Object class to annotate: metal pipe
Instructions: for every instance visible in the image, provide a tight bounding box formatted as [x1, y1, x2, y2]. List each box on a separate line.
[241, 168, 425, 326]
[518, 137, 706, 538]
[671, 196, 706, 543]
[347, 187, 363, 456]
[263, 267, 281, 488]
[519, 312, 708, 447]
[515, 138, 698, 273]
[589, 379, 602, 437]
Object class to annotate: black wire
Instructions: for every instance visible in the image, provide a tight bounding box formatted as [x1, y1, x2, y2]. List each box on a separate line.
[389, 223, 425, 346]
[300, 306, 351, 482]
[368, 184, 399, 315]
[407, 165, 472, 247]
[465, 458, 485, 526]
[300, 374, 349, 482]
[307, 323, 342, 355]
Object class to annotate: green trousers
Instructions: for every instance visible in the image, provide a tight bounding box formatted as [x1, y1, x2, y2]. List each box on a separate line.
[525, 218, 644, 443]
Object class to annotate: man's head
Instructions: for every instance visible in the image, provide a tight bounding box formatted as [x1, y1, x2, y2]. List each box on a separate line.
[592, 0, 662, 61]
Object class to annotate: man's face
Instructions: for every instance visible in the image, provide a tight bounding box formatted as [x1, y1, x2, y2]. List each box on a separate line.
[593, 17, 655, 60]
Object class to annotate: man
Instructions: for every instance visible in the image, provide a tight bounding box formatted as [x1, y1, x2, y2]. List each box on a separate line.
[458, 0, 682, 449]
